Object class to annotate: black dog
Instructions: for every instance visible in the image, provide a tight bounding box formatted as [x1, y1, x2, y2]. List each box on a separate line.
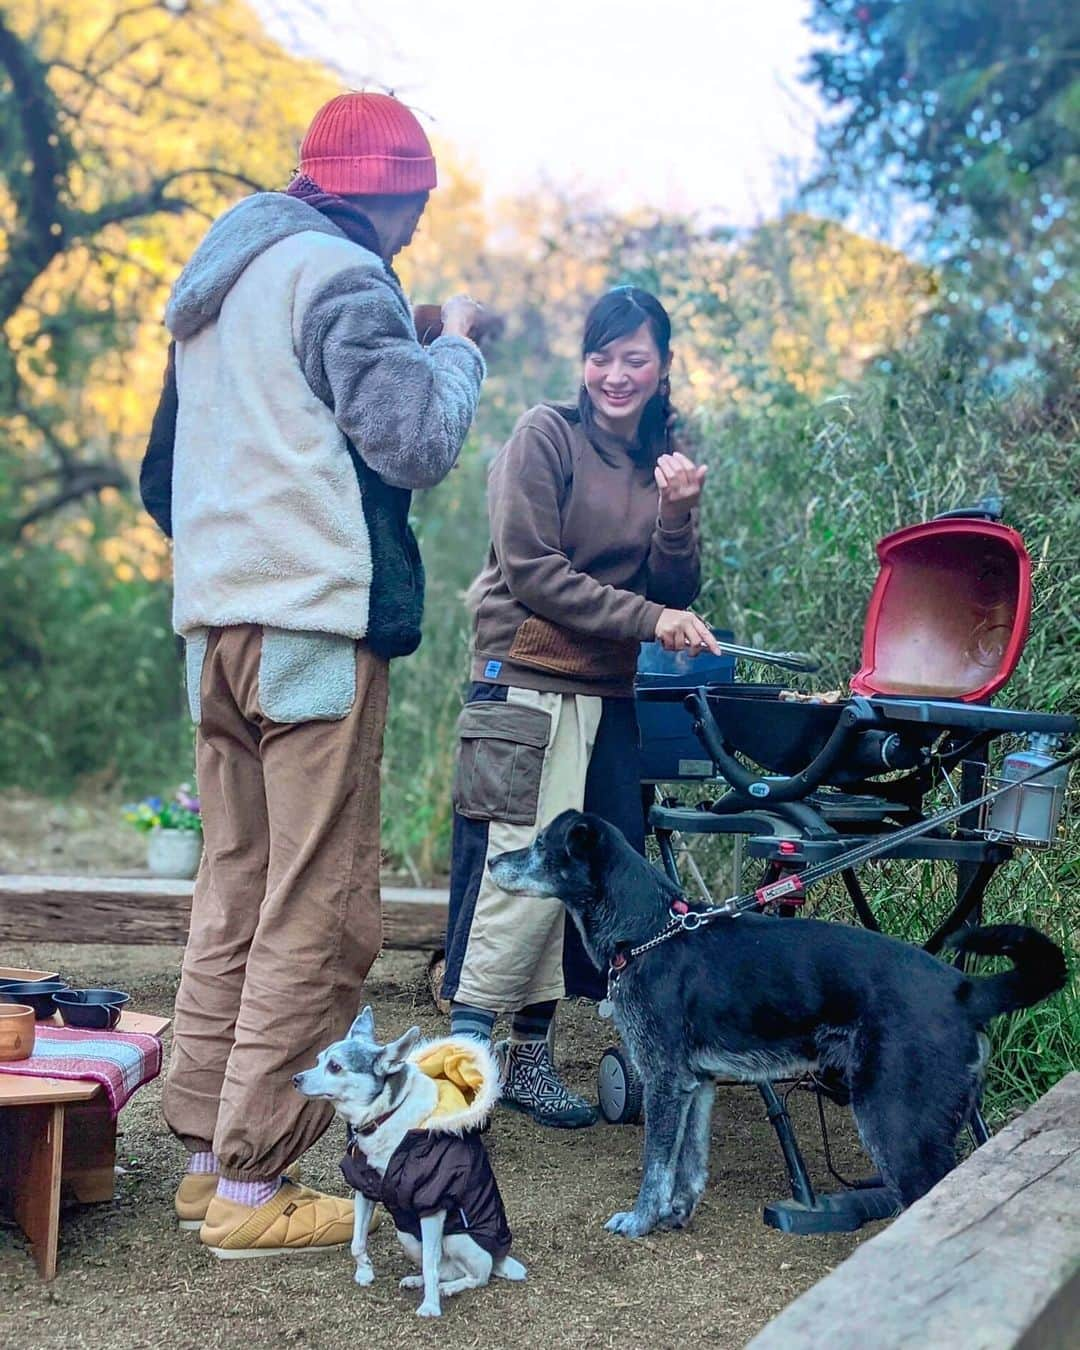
[489, 810, 1067, 1237]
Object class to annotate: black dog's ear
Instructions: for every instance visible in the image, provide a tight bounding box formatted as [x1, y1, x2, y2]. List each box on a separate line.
[567, 817, 599, 860]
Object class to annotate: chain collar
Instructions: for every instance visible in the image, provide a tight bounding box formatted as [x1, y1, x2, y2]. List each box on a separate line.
[604, 899, 732, 1004]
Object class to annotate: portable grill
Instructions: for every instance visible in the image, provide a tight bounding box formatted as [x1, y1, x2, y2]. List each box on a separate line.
[599, 504, 1078, 1235]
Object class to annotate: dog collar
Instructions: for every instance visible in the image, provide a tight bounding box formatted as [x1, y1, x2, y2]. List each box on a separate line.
[602, 880, 811, 1011]
[348, 1101, 404, 1149]
[604, 900, 713, 1001]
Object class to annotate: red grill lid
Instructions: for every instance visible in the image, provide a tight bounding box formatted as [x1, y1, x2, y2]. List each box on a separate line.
[850, 519, 1032, 702]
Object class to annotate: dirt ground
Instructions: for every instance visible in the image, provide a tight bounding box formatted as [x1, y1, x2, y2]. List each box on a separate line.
[1, 793, 878, 1348]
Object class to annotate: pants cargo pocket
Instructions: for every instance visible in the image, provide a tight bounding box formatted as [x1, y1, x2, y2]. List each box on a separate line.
[452, 701, 552, 826]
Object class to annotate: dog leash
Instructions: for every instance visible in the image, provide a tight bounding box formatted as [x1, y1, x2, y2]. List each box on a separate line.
[600, 743, 1080, 1014]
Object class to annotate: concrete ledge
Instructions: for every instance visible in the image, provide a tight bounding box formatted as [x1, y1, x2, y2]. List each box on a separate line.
[747, 1071, 1080, 1350]
[0, 874, 448, 951]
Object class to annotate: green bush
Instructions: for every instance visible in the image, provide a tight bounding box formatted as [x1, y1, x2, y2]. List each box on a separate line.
[0, 532, 192, 795]
[691, 329, 1080, 1121]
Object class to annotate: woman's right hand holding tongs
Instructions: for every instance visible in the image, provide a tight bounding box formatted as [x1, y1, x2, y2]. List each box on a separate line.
[654, 609, 723, 657]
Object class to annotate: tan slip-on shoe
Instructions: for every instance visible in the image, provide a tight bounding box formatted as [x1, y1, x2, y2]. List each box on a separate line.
[175, 1173, 219, 1231]
[175, 1162, 304, 1231]
[200, 1178, 355, 1259]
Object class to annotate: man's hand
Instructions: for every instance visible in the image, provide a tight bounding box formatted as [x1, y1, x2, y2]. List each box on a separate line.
[655, 451, 707, 528]
[441, 294, 484, 340]
[654, 609, 722, 656]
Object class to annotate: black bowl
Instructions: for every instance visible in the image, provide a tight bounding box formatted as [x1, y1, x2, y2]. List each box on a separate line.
[53, 988, 130, 1031]
[0, 979, 69, 1020]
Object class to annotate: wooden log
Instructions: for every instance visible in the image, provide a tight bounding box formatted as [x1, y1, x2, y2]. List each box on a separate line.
[0, 875, 448, 951]
[748, 1072, 1080, 1350]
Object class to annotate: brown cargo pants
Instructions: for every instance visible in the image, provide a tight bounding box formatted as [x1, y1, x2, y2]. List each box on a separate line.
[162, 625, 388, 1180]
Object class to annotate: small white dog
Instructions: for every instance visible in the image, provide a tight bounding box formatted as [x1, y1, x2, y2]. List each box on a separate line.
[294, 1007, 526, 1318]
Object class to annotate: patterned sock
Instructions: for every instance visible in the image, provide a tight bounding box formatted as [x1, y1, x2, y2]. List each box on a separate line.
[510, 1000, 556, 1044]
[186, 1150, 218, 1175]
[216, 1176, 281, 1208]
[450, 1002, 497, 1043]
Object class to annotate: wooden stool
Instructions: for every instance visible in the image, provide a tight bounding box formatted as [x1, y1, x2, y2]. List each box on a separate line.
[0, 1007, 169, 1280]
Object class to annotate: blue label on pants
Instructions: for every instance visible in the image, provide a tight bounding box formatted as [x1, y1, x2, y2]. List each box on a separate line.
[483, 660, 502, 679]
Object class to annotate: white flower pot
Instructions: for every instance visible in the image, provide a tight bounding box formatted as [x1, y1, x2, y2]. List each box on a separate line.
[147, 828, 203, 880]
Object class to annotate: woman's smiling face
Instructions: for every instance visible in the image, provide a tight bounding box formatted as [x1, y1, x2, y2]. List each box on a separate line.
[583, 322, 669, 437]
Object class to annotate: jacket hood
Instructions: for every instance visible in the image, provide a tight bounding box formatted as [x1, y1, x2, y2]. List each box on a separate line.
[409, 1036, 500, 1135]
[164, 192, 351, 341]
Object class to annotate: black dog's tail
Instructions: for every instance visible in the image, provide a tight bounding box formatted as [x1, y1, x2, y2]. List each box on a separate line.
[950, 924, 1068, 1023]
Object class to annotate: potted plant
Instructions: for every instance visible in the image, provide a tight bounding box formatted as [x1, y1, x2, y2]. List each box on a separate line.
[123, 784, 203, 879]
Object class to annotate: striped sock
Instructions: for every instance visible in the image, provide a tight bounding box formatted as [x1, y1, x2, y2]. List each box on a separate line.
[216, 1176, 280, 1208]
[186, 1150, 218, 1175]
[450, 1002, 497, 1043]
[510, 1000, 557, 1044]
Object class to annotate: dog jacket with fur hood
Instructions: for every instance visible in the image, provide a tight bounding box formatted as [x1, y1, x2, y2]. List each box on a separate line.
[340, 1038, 512, 1259]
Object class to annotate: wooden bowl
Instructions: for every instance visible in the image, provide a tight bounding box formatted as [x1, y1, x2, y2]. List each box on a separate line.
[412, 304, 505, 347]
[0, 1003, 36, 1061]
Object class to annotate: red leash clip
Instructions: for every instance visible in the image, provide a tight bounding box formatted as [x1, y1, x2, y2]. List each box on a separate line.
[754, 874, 806, 907]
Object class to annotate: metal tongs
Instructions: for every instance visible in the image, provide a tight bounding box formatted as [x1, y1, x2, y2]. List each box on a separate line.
[710, 640, 820, 674]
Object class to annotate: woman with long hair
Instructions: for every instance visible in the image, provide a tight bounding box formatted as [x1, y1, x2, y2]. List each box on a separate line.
[442, 286, 719, 1127]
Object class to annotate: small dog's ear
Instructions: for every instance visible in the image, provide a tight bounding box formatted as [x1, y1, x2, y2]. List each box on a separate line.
[567, 817, 599, 859]
[377, 1025, 422, 1074]
[349, 1005, 376, 1040]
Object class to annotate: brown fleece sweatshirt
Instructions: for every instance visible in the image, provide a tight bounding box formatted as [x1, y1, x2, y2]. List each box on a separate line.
[467, 404, 700, 698]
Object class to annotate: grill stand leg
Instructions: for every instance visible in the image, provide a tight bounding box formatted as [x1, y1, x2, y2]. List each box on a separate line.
[655, 828, 680, 886]
[935, 760, 1000, 1157]
[759, 1081, 899, 1234]
[969, 1109, 991, 1147]
[759, 1081, 815, 1209]
[842, 869, 881, 931]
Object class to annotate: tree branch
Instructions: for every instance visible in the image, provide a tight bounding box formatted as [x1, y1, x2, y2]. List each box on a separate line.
[12, 461, 130, 538]
[15, 402, 76, 470]
[66, 167, 265, 239]
[0, 10, 74, 321]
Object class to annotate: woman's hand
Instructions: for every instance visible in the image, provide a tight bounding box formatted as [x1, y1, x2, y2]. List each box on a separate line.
[654, 609, 722, 656]
[655, 450, 707, 527]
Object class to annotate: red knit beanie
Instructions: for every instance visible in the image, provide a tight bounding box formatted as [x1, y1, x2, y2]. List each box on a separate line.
[299, 92, 437, 195]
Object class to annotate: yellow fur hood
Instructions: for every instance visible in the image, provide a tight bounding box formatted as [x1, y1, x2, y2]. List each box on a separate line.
[408, 1036, 501, 1134]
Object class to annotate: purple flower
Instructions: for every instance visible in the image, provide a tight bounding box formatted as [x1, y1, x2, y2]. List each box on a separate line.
[177, 789, 201, 814]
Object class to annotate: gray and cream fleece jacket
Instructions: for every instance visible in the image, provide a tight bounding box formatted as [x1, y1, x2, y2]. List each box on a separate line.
[164, 193, 485, 643]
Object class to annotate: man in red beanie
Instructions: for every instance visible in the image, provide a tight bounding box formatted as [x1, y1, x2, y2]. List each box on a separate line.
[141, 93, 485, 1258]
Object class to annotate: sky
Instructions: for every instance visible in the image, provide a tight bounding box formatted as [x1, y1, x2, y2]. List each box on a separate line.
[255, 0, 828, 227]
